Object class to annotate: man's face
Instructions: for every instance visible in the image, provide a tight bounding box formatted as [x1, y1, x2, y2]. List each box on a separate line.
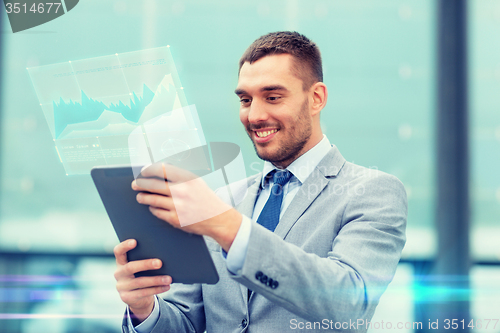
[235, 54, 314, 168]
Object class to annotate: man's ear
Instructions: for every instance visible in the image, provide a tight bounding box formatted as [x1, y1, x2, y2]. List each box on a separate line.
[309, 82, 328, 117]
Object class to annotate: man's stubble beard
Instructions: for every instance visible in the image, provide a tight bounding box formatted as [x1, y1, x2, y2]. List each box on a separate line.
[250, 98, 312, 166]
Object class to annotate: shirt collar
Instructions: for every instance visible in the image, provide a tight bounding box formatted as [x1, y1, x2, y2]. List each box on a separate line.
[261, 135, 332, 187]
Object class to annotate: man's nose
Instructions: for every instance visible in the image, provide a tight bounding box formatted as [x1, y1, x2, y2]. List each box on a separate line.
[247, 99, 269, 123]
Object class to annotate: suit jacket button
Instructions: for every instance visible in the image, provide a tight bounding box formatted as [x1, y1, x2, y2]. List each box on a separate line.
[272, 280, 279, 289]
[267, 278, 273, 287]
[241, 319, 248, 328]
[260, 274, 268, 284]
[255, 271, 263, 280]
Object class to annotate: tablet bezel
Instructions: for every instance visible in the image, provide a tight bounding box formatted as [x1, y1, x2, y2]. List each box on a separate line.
[91, 165, 219, 284]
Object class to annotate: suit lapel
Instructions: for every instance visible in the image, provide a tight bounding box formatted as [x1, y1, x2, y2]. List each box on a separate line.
[274, 145, 346, 240]
[235, 174, 261, 217]
[273, 172, 328, 239]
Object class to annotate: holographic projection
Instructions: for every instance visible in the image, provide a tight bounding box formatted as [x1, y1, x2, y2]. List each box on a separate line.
[28, 46, 200, 175]
[28, 46, 248, 224]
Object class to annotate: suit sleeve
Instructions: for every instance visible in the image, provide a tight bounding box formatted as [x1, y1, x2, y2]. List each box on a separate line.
[230, 172, 407, 323]
[121, 283, 205, 333]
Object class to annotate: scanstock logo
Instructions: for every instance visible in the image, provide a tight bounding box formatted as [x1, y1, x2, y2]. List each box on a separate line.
[3, 0, 79, 33]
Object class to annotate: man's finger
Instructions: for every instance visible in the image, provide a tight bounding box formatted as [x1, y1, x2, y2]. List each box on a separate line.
[122, 258, 163, 277]
[136, 193, 175, 211]
[117, 275, 172, 292]
[140, 162, 196, 183]
[149, 207, 179, 226]
[133, 178, 171, 196]
[114, 239, 136, 266]
[140, 162, 169, 180]
[120, 285, 171, 303]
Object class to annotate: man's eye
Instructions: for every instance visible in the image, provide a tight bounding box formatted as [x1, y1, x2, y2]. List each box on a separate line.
[240, 98, 251, 104]
[267, 96, 280, 101]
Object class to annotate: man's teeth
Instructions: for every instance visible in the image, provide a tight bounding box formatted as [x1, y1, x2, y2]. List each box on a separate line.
[256, 129, 278, 138]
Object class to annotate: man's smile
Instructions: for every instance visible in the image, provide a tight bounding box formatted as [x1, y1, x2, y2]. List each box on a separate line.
[255, 129, 278, 138]
[253, 129, 279, 143]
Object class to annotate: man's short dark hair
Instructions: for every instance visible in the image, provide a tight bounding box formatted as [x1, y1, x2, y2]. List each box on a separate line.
[239, 31, 323, 90]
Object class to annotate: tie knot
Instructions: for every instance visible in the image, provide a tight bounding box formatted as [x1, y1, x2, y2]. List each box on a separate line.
[272, 169, 292, 186]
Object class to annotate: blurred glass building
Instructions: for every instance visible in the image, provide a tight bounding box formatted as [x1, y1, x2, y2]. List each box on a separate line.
[0, 0, 499, 332]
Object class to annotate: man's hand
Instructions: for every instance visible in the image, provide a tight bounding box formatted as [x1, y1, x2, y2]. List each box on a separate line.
[132, 162, 242, 252]
[114, 239, 172, 323]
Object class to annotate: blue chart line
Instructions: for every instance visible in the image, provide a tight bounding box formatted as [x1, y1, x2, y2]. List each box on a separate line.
[53, 84, 157, 139]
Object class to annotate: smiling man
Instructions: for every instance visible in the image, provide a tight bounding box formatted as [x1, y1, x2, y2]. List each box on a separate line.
[115, 31, 407, 333]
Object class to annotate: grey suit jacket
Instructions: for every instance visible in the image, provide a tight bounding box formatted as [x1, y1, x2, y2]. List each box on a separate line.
[122, 145, 407, 333]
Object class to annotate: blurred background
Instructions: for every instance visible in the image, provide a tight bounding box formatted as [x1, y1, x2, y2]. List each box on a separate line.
[0, 0, 499, 332]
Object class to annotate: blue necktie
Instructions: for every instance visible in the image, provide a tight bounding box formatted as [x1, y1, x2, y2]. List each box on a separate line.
[256, 169, 293, 232]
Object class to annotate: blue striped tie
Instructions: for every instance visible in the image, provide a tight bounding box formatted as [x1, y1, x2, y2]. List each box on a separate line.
[256, 169, 293, 232]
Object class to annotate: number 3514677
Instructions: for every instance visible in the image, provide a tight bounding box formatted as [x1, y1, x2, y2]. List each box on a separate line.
[5, 2, 62, 14]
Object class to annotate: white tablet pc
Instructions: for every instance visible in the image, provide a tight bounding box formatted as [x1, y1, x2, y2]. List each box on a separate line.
[91, 165, 219, 284]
